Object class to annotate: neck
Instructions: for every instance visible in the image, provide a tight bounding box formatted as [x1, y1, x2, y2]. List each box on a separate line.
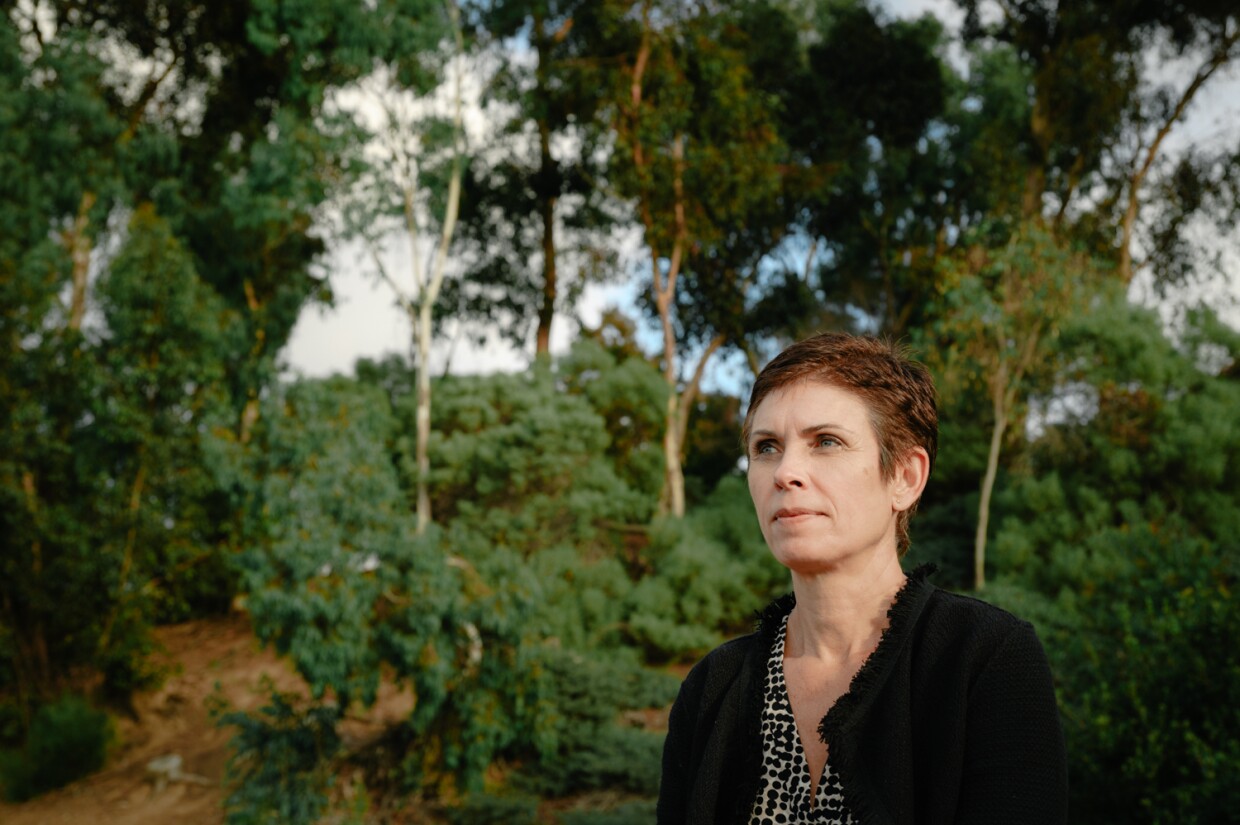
[785, 552, 906, 662]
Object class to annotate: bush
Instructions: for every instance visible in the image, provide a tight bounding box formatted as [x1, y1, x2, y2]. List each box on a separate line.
[987, 526, 1240, 824]
[1054, 530, 1240, 823]
[623, 477, 784, 659]
[220, 691, 341, 825]
[518, 648, 677, 797]
[0, 694, 113, 802]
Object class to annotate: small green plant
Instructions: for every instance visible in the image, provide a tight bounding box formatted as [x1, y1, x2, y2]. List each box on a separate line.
[219, 689, 341, 825]
[0, 694, 113, 802]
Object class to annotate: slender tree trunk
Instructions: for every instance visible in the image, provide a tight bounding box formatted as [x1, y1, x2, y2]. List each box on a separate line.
[65, 191, 97, 331]
[97, 459, 147, 657]
[1119, 27, 1238, 283]
[654, 134, 688, 517]
[416, 304, 434, 534]
[534, 14, 558, 356]
[974, 363, 1009, 591]
[675, 334, 726, 452]
[414, 0, 465, 535]
[10, 470, 54, 708]
[238, 278, 267, 444]
[741, 340, 762, 380]
[1022, 81, 1051, 220]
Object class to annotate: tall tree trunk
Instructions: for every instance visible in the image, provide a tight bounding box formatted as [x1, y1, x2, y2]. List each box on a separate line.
[1022, 81, 1051, 220]
[414, 0, 465, 535]
[65, 191, 97, 331]
[654, 134, 688, 517]
[1119, 27, 1238, 283]
[9, 470, 54, 709]
[96, 459, 147, 657]
[974, 362, 1009, 591]
[674, 334, 726, 456]
[239, 279, 266, 444]
[534, 14, 558, 356]
[415, 303, 434, 535]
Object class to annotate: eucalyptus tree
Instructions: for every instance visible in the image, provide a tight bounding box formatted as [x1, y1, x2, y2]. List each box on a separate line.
[956, 0, 1240, 287]
[926, 225, 1105, 589]
[592, 0, 786, 517]
[770, 0, 959, 339]
[0, 0, 384, 709]
[339, 0, 468, 535]
[450, 0, 623, 356]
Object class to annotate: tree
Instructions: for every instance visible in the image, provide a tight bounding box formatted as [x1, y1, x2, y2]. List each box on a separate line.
[596, 0, 785, 516]
[0, 0, 383, 712]
[957, 0, 1240, 288]
[982, 301, 1240, 819]
[341, 0, 468, 535]
[785, 0, 956, 338]
[928, 224, 1102, 589]
[451, 0, 622, 355]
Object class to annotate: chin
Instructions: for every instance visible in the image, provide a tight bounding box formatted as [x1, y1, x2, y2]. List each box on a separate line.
[767, 542, 851, 573]
[765, 537, 893, 575]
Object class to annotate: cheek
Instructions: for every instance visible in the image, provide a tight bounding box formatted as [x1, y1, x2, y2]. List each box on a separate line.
[746, 475, 760, 511]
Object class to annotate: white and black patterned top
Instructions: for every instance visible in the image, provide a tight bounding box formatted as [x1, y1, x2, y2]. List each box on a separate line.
[749, 614, 855, 825]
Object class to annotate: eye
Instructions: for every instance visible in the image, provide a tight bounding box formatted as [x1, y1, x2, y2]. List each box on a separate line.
[815, 434, 843, 449]
[750, 439, 778, 457]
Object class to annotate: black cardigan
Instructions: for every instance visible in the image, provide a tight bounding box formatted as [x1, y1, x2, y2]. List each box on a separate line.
[657, 566, 1068, 825]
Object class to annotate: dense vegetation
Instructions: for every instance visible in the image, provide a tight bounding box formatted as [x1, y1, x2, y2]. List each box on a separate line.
[2, 0, 1238, 822]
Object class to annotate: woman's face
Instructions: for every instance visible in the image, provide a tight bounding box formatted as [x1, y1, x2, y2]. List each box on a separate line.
[746, 381, 905, 574]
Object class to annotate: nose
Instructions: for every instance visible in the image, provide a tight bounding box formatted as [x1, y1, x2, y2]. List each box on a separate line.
[773, 448, 806, 489]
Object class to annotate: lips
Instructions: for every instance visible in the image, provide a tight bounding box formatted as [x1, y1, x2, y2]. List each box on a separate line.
[773, 508, 821, 522]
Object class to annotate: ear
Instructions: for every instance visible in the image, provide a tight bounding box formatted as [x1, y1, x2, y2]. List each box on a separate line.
[890, 447, 930, 512]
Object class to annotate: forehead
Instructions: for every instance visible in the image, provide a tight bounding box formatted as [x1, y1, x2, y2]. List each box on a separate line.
[747, 380, 876, 432]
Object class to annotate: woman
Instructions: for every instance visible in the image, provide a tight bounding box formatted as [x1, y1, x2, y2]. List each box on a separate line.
[657, 333, 1067, 825]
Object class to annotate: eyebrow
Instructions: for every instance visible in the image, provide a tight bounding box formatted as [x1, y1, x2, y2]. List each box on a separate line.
[748, 423, 859, 441]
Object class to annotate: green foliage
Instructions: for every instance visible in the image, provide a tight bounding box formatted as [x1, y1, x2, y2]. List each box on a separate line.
[0, 695, 112, 802]
[980, 303, 1240, 820]
[518, 648, 677, 797]
[557, 338, 668, 499]
[558, 801, 658, 825]
[221, 691, 342, 825]
[233, 376, 545, 793]
[990, 300, 1240, 590]
[1064, 531, 1239, 823]
[0, 0, 389, 712]
[7, 0, 1240, 817]
[426, 361, 654, 551]
[988, 527, 1240, 824]
[624, 477, 784, 659]
[445, 793, 539, 825]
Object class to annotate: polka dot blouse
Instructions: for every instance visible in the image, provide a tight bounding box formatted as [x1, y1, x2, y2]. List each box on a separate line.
[749, 614, 855, 825]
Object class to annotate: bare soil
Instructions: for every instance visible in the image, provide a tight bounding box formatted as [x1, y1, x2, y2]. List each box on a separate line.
[0, 615, 319, 825]
[0, 616, 673, 824]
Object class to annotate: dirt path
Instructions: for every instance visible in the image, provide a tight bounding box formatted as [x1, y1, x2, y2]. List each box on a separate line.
[0, 615, 307, 825]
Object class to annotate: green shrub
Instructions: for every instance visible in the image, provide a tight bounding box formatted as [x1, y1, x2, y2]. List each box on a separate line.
[0, 694, 113, 802]
[1055, 530, 1240, 824]
[220, 691, 341, 825]
[624, 477, 784, 659]
[987, 526, 1240, 824]
[519, 648, 677, 797]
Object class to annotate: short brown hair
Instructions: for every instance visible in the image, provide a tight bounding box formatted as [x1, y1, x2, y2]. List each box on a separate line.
[742, 332, 938, 555]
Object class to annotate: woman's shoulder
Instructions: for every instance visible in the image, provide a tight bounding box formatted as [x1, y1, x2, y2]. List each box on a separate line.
[915, 584, 1047, 667]
[923, 585, 1030, 628]
[677, 594, 793, 701]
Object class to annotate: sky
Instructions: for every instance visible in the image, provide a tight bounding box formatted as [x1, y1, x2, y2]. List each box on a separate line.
[284, 0, 1240, 382]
